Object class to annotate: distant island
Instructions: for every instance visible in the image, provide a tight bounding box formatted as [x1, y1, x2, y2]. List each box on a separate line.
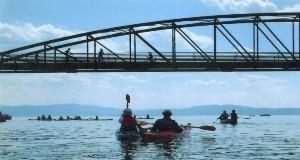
[1, 104, 300, 116]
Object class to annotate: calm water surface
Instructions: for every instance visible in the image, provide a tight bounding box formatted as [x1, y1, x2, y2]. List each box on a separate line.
[0, 115, 300, 159]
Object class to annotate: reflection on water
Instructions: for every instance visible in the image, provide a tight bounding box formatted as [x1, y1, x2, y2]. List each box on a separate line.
[0, 115, 300, 159]
[119, 140, 138, 160]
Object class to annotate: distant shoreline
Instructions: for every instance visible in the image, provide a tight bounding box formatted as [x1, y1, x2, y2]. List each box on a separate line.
[7, 115, 300, 118]
[2, 104, 300, 116]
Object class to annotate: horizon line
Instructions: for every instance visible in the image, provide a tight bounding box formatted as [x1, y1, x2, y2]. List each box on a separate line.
[1, 103, 300, 109]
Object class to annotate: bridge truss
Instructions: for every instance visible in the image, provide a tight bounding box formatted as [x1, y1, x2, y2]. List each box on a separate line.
[1, 13, 300, 72]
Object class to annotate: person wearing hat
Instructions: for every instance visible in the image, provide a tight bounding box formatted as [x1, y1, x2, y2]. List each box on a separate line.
[218, 110, 229, 120]
[151, 109, 183, 132]
[119, 108, 141, 132]
[230, 110, 238, 125]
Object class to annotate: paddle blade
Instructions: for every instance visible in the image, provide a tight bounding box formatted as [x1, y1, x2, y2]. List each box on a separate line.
[198, 125, 216, 131]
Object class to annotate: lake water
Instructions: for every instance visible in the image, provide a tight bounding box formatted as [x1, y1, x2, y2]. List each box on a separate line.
[0, 115, 300, 159]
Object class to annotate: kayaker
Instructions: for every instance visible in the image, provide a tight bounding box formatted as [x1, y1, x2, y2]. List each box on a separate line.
[151, 109, 183, 133]
[218, 110, 229, 120]
[46, 114, 52, 121]
[0, 112, 5, 122]
[230, 110, 238, 124]
[58, 116, 64, 121]
[119, 108, 141, 132]
[75, 116, 82, 120]
[41, 114, 46, 121]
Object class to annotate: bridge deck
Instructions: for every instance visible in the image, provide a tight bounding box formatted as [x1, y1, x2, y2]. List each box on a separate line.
[1, 52, 300, 72]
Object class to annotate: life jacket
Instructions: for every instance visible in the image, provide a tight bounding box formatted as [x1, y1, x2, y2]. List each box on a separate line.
[121, 116, 137, 132]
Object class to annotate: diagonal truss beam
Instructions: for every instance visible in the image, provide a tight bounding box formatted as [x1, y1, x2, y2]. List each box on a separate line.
[88, 35, 126, 62]
[217, 22, 254, 60]
[216, 26, 250, 62]
[174, 26, 212, 62]
[135, 33, 170, 63]
[46, 44, 82, 62]
[258, 17, 296, 60]
[255, 23, 289, 61]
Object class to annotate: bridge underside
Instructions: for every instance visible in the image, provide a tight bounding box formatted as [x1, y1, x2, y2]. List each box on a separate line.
[2, 61, 300, 73]
[1, 13, 300, 73]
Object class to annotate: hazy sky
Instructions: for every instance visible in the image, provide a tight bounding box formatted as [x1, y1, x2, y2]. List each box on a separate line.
[1, 0, 300, 109]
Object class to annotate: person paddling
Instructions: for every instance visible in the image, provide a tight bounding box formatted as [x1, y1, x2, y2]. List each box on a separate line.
[218, 110, 229, 120]
[230, 110, 238, 125]
[151, 109, 183, 133]
[119, 94, 141, 133]
[119, 108, 141, 132]
[0, 112, 6, 122]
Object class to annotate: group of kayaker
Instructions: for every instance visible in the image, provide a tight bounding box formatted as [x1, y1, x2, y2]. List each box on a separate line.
[120, 94, 184, 134]
[31, 115, 105, 121]
[217, 110, 238, 124]
[36, 114, 53, 121]
[119, 108, 183, 134]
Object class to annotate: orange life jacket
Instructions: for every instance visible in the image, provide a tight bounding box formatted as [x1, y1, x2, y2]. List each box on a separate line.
[121, 116, 137, 131]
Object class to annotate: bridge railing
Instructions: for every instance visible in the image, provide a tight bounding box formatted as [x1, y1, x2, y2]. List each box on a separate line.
[1, 52, 298, 64]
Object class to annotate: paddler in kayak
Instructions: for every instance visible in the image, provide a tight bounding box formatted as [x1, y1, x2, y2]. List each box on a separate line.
[151, 109, 183, 133]
[218, 110, 229, 120]
[229, 110, 238, 125]
[119, 108, 142, 132]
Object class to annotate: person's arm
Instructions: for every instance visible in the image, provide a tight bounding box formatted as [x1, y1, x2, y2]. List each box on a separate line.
[173, 120, 183, 132]
[119, 116, 123, 123]
[151, 120, 159, 131]
[135, 119, 142, 130]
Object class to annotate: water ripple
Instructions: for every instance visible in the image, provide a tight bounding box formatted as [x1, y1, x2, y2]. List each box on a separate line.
[1, 116, 300, 159]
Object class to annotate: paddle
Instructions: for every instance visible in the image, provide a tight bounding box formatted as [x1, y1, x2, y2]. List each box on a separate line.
[192, 125, 216, 131]
[213, 118, 219, 124]
[138, 120, 216, 131]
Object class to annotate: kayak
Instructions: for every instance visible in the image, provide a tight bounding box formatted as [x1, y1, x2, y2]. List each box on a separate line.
[220, 119, 232, 124]
[260, 114, 271, 116]
[141, 126, 191, 141]
[116, 130, 140, 140]
[220, 119, 238, 125]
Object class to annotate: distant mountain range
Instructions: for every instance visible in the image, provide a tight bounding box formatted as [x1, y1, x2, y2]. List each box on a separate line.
[1, 104, 300, 116]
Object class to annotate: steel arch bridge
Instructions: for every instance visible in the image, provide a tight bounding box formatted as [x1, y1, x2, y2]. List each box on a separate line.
[1, 13, 300, 73]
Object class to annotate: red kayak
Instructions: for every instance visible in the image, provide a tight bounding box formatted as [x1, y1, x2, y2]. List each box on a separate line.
[141, 126, 192, 141]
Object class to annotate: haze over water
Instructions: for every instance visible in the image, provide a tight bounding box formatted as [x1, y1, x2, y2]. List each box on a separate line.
[0, 115, 299, 159]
